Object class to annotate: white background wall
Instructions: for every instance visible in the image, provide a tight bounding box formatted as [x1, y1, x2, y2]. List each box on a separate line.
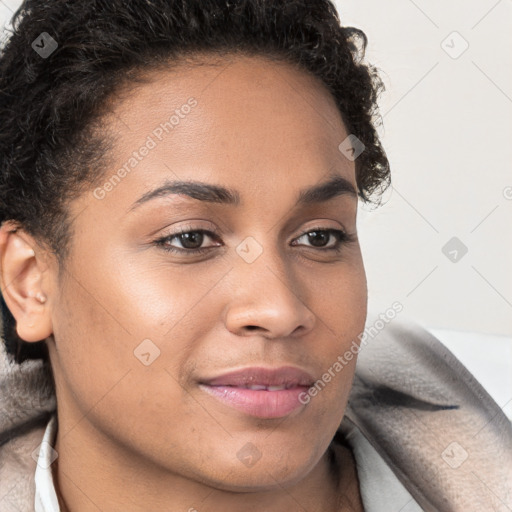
[336, 0, 512, 337]
[1, 0, 511, 337]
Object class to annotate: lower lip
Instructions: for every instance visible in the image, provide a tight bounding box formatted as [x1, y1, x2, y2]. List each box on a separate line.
[199, 385, 310, 418]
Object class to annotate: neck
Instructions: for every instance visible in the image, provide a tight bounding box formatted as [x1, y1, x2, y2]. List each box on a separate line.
[52, 416, 358, 512]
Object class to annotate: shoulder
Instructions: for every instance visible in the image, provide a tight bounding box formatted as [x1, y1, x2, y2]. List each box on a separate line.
[0, 423, 49, 512]
[0, 341, 56, 511]
[344, 313, 512, 511]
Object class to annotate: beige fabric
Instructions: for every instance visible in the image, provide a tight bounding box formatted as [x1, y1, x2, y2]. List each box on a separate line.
[345, 318, 512, 511]
[0, 347, 54, 511]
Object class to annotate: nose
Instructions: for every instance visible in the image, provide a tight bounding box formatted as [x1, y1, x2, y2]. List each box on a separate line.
[223, 254, 317, 340]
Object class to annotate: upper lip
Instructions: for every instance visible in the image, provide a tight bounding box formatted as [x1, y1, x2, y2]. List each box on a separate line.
[200, 366, 315, 388]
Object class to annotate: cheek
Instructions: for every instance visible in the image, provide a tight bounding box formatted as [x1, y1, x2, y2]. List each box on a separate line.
[304, 261, 367, 405]
[308, 255, 367, 340]
[50, 271, 214, 463]
[50, 260, 206, 416]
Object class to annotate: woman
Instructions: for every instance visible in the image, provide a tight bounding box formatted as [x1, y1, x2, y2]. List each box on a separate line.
[0, 1, 510, 511]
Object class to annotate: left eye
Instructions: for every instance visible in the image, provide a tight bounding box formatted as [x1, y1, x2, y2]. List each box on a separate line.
[292, 228, 349, 250]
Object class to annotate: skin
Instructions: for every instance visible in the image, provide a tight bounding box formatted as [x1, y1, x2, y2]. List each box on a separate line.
[0, 54, 366, 511]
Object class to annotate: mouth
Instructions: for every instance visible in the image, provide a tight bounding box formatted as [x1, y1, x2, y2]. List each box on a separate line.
[198, 366, 315, 419]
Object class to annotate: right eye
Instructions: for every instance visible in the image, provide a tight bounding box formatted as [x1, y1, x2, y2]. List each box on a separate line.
[154, 228, 223, 255]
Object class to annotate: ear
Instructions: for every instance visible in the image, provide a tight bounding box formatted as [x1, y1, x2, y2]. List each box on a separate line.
[0, 220, 54, 342]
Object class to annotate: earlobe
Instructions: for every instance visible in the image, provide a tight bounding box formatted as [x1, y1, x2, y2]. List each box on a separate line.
[0, 220, 53, 342]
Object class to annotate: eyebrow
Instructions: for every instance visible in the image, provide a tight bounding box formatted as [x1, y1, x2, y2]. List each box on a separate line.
[128, 172, 358, 212]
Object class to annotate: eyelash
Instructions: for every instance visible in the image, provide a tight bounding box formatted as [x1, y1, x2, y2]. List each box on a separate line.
[153, 226, 356, 256]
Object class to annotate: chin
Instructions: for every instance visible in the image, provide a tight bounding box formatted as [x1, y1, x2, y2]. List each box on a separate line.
[196, 440, 324, 493]
[206, 466, 313, 494]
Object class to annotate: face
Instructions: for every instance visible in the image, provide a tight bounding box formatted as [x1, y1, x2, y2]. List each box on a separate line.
[6, 54, 367, 491]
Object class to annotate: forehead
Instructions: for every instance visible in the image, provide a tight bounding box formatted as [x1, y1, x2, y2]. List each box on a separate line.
[81, 53, 355, 216]
[113, 52, 345, 126]
[110, 53, 349, 153]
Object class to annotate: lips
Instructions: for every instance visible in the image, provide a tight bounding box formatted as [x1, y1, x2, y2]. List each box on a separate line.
[201, 366, 315, 388]
[199, 366, 315, 418]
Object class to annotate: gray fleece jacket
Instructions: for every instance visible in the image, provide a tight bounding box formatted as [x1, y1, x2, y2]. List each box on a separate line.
[0, 315, 511, 511]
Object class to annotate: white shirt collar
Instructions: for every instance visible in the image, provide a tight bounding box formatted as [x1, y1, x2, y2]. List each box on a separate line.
[34, 414, 61, 512]
[340, 419, 423, 511]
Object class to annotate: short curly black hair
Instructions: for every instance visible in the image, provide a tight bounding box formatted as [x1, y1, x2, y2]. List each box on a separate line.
[0, 0, 390, 364]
